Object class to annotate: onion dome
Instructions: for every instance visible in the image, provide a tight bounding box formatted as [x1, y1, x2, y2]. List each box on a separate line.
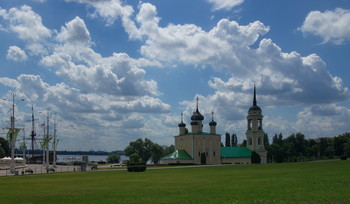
[191, 96, 204, 121]
[178, 122, 186, 127]
[209, 111, 217, 126]
[209, 120, 217, 126]
[191, 109, 204, 121]
[178, 112, 186, 127]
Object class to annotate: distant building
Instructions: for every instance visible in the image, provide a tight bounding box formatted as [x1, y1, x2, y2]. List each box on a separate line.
[245, 86, 268, 163]
[160, 87, 267, 165]
[170, 97, 221, 165]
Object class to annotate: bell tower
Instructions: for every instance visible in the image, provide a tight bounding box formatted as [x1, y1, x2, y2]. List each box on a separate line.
[246, 85, 267, 163]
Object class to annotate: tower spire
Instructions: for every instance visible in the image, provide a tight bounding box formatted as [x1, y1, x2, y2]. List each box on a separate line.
[196, 96, 199, 111]
[253, 85, 257, 106]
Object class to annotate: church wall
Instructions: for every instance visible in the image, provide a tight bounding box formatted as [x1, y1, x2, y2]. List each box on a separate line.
[221, 157, 251, 164]
[192, 134, 221, 165]
[175, 135, 194, 158]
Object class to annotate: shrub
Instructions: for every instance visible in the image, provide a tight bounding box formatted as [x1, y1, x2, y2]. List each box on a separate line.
[127, 162, 147, 172]
[107, 153, 120, 164]
[340, 155, 347, 160]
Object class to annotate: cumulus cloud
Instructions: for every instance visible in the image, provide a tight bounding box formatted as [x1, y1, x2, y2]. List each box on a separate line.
[6, 46, 27, 61]
[300, 8, 350, 44]
[136, 3, 270, 74]
[131, 3, 349, 107]
[0, 5, 51, 55]
[207, 0, 244, 11]
[296, 104, 350, 137]
[65, 0, 141, 39]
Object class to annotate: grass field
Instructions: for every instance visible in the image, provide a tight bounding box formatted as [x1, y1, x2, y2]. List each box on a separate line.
[0, 160, 349, 204]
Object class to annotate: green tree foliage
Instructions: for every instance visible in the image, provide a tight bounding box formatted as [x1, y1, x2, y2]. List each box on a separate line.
[266, 132, 350, 163]
[124, 138, 152, 162]
[225, 132, 231, 147]
[0, 146, 5, 158]
[241, 139, 247, 147]
[231, 133, 238, 147]
[124, 138, 176, 164]
[0, 137, 9, 157]
[129, 153, 140, 163]
[251, 151, 261, 164]
[162, 145, 175, 157]
[263, 133, 269, 148]
[150, 143, 163, 164]
[106, 153, 120, 163]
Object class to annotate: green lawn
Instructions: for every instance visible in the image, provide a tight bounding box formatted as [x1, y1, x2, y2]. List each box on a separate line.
[1, 160, 349, 204]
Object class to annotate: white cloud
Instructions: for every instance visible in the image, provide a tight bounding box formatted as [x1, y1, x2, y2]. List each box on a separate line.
[56, 16, 91, 46]
[6, 46, 27, 61]
[300, 8, 350, 44]
[296, 104, 350, 138]
[0, 5, 51, 41]
[136, 3, 269, 74]
[65, 0, 141, 39]
[0, 5, 51, 55]
[207, 0, 244, 11]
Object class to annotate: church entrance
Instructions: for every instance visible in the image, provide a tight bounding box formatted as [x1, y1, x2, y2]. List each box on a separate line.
[200, 152, 206, 165]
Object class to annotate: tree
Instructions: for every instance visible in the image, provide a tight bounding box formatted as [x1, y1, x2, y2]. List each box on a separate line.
[0, 146, 5, 158]
[107, 153, 120, 163]
[325, 146, 335, 158]
[129, 153, 140, 163]
[0, 137, 9, 156]
[241, 139, 247, 147]
[124, 138, 152, 162]
[264, 133, 269, 148]
[251, 151, 261, 164]
[162, 145, 175, 157]
[334, 136, 346, 156]
[124, 138, 170, 163]
[225, 132, 231, 147]
[150, 143, 163, 164]
[231, 133, 237, 147]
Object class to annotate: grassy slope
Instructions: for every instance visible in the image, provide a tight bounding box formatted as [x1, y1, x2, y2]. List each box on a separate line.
[0, 160, 349, 204]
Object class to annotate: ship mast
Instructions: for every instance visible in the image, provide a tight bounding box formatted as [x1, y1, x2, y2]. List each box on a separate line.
[30, 106, 36, 160]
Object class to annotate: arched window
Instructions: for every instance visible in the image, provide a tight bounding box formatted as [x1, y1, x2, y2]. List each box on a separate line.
[248, 119, 252, 130]
[249, 137, 252, 145]
[258, 138, 262, 145]
[258, 119, 262, 130]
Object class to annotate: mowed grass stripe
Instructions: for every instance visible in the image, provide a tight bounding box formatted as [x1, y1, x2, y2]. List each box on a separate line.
[0, 160, 349, 204]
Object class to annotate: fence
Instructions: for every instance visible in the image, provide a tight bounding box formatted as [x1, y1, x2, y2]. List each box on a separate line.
[0, 164, 93, 177]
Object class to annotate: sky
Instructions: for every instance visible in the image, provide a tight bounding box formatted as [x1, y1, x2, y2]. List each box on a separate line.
[0, 0, 350, 151]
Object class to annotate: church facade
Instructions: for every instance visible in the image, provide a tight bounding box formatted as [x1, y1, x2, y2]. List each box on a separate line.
[161, 87, 267, 165]
[173, 98, 221, 165]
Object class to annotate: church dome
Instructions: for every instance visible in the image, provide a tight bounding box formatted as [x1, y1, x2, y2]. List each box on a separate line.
[249, 105, 261, 112]
[191, 109, 204, 121]
[178, 122, 186, 127]
[209, 120, 217, 126]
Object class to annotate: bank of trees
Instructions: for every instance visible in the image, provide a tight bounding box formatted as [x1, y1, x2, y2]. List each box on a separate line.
[124, 138, 175, 164]
[266, 132, 350, 163]
[0, 137, 9, 157]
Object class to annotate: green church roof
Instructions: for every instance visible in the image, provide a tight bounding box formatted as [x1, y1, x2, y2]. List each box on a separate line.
[161, 150, 193, 160]
[221, 147, 252, 158]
